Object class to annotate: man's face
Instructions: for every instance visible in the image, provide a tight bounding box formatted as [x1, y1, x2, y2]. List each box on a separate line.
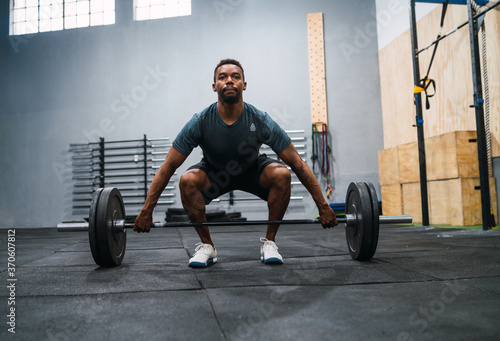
[212, 64, 247, 104]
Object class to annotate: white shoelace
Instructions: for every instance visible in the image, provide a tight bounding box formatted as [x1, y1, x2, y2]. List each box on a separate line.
[260, 238, 278, 250]
[194, 242, 213, 255]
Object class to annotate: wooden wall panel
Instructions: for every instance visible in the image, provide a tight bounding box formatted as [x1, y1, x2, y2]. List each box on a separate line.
[378, 147, 400, 185]
[485, 7, 500, 157]
[379, 5, 500, 157]
[448, 7, 476, 133]
[378, 30, 415, 148]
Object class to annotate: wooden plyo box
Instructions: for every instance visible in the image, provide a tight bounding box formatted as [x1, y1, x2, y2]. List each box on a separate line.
[378, 147, 399, 186]
[398, 142, 419, 184]
[428, 178, 498, 226]
[381, 184, 403, 216]
[426, 131, 479, 181]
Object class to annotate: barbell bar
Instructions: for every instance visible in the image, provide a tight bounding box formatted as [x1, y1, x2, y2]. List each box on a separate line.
[57, 182, 412, 267]
[57, 214, 410, 231]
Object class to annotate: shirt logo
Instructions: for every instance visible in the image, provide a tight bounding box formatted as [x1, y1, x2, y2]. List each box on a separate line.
[250, 123, 256, 132]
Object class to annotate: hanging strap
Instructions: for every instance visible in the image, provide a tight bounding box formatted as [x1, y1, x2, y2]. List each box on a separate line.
[311, 124, 320, 174]
[423, 0, 449, 81]
[414, 78, 436, 110]
[417, 0, 448, 110]
[311, 123, 330, 177]
[321, 123, 329, 176]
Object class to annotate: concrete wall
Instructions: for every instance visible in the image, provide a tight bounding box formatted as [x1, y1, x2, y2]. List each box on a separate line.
[0, 0, 383, 227]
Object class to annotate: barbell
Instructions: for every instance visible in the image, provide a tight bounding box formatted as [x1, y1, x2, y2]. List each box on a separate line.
[57, 182, 412, 267]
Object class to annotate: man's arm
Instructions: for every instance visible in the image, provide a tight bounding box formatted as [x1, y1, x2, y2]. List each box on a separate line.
[134, 146, 187, 232]
[278, 142, 338, 227]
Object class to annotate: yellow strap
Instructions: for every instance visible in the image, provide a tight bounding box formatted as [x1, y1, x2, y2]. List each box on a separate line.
[414, 86, 425, 94]
[414, 78, 433, 94]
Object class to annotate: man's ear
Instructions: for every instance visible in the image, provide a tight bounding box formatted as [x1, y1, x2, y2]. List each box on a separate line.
[243, 81, 247, 91]
[212, 83, 216, 92]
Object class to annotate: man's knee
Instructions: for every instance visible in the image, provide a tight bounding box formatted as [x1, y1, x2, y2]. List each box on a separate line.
[275, 165, 291, 183]
[179, 169, 208, 193]
[264, 165, 291, 189]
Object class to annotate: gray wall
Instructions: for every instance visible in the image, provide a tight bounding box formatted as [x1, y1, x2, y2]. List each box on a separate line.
[494, 157, 500, 220]
[0, 0, 383, 227]
[375, 0, 437, 50]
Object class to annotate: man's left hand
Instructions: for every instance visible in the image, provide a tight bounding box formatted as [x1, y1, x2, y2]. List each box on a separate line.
[319, 205, 338, 228]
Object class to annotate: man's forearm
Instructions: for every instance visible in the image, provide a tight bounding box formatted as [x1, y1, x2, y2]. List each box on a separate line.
[291, 161, 329, 210]
[141, 165, 173, 213]
[141, 147, 187, 214]
[279, 143, 329, 210]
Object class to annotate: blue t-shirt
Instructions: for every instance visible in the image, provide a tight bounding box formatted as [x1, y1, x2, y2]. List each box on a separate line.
[173, 102, 291, 172]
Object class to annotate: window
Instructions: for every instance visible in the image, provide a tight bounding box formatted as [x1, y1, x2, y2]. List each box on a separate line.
[134, 0, 191, 21]
[9, 0, 115, 35]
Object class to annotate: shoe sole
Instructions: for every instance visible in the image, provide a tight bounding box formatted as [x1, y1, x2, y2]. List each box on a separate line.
[189, 257, 217, 268]
[261, 257, 283, 264]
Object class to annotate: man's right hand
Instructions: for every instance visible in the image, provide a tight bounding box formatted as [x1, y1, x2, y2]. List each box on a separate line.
[134, 210, 153, 233]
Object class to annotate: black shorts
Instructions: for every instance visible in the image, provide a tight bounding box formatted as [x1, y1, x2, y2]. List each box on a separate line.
[187, 155, 283, 204]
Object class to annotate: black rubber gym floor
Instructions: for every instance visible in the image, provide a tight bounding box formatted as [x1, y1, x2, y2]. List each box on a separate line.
[0, 224, 499, 340]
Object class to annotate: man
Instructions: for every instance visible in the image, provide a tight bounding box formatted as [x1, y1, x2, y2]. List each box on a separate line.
[134, 58, 338, 267]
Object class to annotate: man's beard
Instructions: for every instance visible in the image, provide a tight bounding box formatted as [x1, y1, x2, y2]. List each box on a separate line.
[222, 93, 239, 104]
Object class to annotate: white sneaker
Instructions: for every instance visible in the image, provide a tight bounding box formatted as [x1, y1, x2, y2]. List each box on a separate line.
[260, 238, 284, 264]
[189, 243, 217, 268]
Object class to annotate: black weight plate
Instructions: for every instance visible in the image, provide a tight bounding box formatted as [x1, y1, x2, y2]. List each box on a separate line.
[170, 215, 190, 222]
[227, 212, 242, 219]
[89, 188, 104, 266]
[363, 182, 379, 260]
[206, 210, 229, 222]
[229, 217, 247, 222]
[95, 187, 127, 267]
[166, 208, 189, 222]
[345, 182, 373, 261]
[167, 208, 188, 215]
